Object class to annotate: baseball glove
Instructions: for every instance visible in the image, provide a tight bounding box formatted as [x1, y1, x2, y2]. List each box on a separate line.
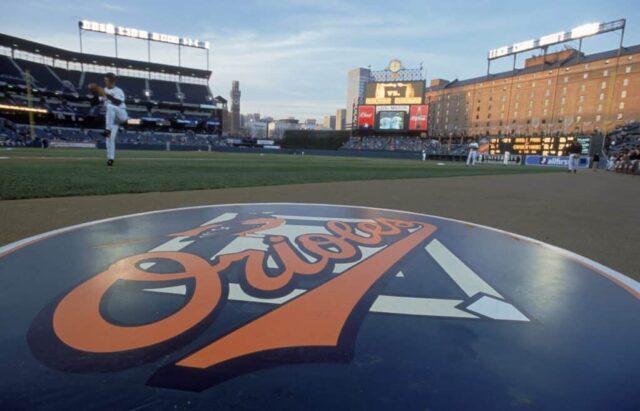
[87, 83, 105, 96]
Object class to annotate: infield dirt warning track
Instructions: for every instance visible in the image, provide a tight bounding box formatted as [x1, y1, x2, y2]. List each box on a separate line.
[0, 171, 638, 280]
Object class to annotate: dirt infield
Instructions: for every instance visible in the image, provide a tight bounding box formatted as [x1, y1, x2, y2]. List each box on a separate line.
[0, 170, 638, 279]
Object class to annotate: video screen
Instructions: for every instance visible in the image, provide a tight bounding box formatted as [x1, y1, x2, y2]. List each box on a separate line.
[378, 111, 405, 130]
[365, 81, 425, 105]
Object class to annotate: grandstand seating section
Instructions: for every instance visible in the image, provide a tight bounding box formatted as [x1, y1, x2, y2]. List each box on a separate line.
[0, 55, 23, 84]
[179, 82, 211, 105]
[341, 136, 468, 155]
[148, 79, 179, 103]
[13, 60, 60, 91]
[0, 55, 213, 105]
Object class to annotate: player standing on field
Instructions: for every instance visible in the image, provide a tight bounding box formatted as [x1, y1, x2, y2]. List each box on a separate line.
[466, 140, 479, 166]
[88, 73, 128, 167]
[503, 150, 511, 166]
[567, 140, 582, 173]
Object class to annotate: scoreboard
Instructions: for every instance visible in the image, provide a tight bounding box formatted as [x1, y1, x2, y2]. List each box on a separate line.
[364, 81, 425, 105]
[489, 136, 590, 156]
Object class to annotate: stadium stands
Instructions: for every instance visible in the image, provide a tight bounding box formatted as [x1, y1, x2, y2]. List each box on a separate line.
[50, 67, 81, 94]
[341, 136, 467, 155]
[14, 59, 63, 91]
[179, 83, 212, 105]
[148, 79, 179, 103]
[0, 55, 23, 84]
[0, 33, 225, 137]
[604, 122, 640, 174]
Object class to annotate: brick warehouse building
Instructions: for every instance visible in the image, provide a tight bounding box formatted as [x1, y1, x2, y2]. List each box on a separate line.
[426, 45, 640, 141]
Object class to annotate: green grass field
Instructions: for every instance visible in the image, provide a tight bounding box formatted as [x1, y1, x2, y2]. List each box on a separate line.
[0, 148, 562, 200]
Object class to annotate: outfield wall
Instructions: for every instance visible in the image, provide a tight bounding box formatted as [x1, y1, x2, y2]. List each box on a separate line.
[95, 142, 469, 161]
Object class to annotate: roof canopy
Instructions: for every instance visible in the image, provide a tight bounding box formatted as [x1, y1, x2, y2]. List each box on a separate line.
[0, 33, 211, 79]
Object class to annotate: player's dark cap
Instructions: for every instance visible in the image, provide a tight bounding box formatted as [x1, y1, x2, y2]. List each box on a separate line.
[105, 72, 117, 81]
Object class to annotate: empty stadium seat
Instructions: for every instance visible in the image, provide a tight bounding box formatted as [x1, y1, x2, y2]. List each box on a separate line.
[50, 67, 81, 93]
[179, 83, 212, 105]
[0, 55, 24, 85]
[148, 79, 178, 102]
[14, 59, 64, 92]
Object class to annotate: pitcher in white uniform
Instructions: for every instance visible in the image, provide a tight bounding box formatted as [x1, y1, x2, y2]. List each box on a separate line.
[88, 73, 128, 167]
[467, 141, 479, 166]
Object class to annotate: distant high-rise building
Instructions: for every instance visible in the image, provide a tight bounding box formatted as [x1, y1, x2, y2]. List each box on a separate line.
[336, 109, 346, 130]
[346, 68, 371, 130]
[269, 118, 300, 139]
[323, 115, 336, 130]
[230, 81, 241, 133]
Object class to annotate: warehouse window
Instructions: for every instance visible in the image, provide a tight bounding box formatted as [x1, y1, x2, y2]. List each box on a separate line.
[617, 113, 623, 120]
[603, 70, 608, 77]
[625, 66, 631, 73]
[621, 90, 627, 99]
[596, 115, 601, 122]
[580, 85, 586, 92]
[623, 79, 629, 87]
[583, 73, 588, 79]
[597, 104, 603, 112]
[564, 76, 569, 83]
[600, 93, 605, 101]
[601, 81, 607, 89]
[619, 102, 625, 110]
[579, 95, 584, 103]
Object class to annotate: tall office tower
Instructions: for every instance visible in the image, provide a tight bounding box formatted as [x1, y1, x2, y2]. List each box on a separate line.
[346, 68, 371, 129]
[336, 108, 347, 130]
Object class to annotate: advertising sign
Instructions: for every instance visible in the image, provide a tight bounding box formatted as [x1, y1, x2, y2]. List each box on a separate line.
[409, 105, 428, 131]
[357, 106, 375, 128]
[525, 155, 590, 168]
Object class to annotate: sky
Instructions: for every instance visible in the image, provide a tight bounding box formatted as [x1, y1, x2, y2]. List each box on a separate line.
[1, 0, 639, 120]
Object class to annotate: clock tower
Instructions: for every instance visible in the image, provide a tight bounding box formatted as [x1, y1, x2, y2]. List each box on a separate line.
[230, 81, 241, 134]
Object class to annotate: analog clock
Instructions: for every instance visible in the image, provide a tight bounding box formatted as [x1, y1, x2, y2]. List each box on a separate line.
[388, 59, 402, 73]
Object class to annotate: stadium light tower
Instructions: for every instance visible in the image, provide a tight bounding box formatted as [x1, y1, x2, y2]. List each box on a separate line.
[77, 20, 211, 76]
[486, 19, 626, 75]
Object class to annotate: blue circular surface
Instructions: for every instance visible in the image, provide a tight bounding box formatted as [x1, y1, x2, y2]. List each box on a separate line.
[0, 203, 638, 410]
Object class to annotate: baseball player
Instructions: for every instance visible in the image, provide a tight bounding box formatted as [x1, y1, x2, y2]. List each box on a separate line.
[88, 73, 128, 166]
[567, 140, 582, 173]
[466, 140, 479, 166]
[503, 150, 511, 166]
[421, 149, 426, 161]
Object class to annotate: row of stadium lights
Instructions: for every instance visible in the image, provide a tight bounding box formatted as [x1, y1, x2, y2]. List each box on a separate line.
[79, 20, 210, 50]
[488, 20, 624, 59]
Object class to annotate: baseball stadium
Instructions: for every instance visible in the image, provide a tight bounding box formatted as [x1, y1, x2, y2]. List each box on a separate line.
[0, 3, 638, 410]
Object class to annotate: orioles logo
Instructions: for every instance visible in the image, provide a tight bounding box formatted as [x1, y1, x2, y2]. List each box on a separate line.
[27, 209, 530, 392]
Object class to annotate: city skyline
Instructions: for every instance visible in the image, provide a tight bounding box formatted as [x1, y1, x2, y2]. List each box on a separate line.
[1, 0, 639, 120]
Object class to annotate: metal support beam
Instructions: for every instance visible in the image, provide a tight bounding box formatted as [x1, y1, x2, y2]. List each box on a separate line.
[577, 38, 582, 63]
